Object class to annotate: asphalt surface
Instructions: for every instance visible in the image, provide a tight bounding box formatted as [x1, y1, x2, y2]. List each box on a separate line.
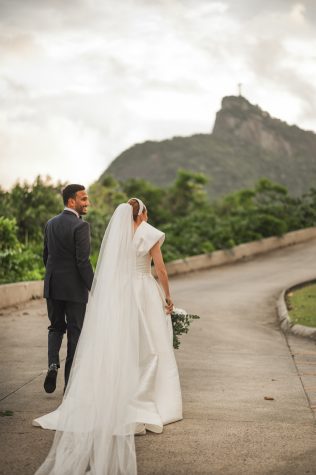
[1, 239, 316, 475]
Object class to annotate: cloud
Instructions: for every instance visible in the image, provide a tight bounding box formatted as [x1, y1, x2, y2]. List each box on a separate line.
[0, 113, 106, 186]
[0, 0, 316, 189]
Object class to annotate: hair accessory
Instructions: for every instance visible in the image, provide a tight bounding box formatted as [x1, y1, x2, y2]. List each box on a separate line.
[131, 197, 145, 215]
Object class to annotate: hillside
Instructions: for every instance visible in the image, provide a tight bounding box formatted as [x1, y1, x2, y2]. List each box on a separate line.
[101, 96, 316, 198]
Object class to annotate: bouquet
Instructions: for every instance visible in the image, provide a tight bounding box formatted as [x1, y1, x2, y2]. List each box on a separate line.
[171, 307, 200, 349]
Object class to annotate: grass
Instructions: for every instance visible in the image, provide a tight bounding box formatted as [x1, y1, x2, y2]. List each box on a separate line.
[287, 283, 316, 327]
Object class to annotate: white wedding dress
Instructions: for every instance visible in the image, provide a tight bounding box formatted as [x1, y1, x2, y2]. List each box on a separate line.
[130, 221, 182, 430]
[33, 205, 182, 474]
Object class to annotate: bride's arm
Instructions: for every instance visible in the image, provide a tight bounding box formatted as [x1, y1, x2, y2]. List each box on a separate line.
[150, 242, 174, 314]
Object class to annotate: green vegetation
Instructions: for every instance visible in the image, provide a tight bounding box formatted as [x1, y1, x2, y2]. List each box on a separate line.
[1, 171, 316, 284]
[0, 176, 65, 284]
[0, 217, 37, 284]
[287, 284, 316, 328]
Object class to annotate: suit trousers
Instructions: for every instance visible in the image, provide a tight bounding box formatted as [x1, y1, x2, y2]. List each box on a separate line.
[46, 298, 86, 388]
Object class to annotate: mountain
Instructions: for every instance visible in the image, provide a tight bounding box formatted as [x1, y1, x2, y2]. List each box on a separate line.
[101, 95, 316, 198]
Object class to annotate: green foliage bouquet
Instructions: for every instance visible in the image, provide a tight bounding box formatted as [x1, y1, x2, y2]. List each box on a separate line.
[171, 307, 200, 349]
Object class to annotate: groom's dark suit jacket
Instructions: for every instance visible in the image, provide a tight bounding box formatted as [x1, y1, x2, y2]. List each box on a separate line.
[43, 210, 94, 303]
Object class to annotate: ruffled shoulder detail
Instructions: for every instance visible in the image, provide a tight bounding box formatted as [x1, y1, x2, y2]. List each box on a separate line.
[133, 222, 165, 256]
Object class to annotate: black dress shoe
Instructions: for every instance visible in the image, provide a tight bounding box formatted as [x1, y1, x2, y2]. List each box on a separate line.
[44, 364, 58, 393]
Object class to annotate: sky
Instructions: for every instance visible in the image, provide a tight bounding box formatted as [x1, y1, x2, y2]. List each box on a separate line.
[1, 0, 316, 189]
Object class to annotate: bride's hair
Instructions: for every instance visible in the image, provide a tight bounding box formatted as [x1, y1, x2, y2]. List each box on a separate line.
[128, 198, 147, 221]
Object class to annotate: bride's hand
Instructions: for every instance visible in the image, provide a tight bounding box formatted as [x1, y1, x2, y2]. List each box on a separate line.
[165, 297, 174, 315]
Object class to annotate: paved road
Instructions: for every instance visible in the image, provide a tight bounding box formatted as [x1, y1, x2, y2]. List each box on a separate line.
[1, 240, 316, 475]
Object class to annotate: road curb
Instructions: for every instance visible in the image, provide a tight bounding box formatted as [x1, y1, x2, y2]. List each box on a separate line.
[277, 279, 316, 340]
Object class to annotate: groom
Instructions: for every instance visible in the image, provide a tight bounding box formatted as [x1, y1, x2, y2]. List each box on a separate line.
[43, 184, 94, 393]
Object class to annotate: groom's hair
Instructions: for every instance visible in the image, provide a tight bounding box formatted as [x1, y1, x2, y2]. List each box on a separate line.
[62, 184, 85, 205]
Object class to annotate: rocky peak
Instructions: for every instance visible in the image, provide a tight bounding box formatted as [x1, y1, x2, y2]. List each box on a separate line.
[221, 95, 261, 114]
[212, 95, 299, 157]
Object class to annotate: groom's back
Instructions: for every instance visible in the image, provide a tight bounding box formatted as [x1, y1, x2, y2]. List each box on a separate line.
[43, 210, 93, 303]
[45, 212, 80, 261]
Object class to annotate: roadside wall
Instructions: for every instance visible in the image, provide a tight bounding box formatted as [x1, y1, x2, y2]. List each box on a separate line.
[1, 227, 316, 309]
[164, 227, 316, 277]
[0, 280, 43, 309]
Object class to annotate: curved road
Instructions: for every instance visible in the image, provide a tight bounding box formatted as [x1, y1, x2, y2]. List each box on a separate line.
[1, 239, 316, 474]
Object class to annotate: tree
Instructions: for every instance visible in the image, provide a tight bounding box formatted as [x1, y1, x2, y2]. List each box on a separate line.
[0, 217, 44, 283]
[7, 176, 64, 244]
[121, 178, 167, 226]
[88, 176, 127, 260]
[167, 169, 209, 218]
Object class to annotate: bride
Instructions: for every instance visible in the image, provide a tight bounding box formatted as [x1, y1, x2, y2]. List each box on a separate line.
[33, 198, 183, 474]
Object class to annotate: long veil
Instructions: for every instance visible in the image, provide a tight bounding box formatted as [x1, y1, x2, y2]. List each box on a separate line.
[36, 203, 139, 475]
